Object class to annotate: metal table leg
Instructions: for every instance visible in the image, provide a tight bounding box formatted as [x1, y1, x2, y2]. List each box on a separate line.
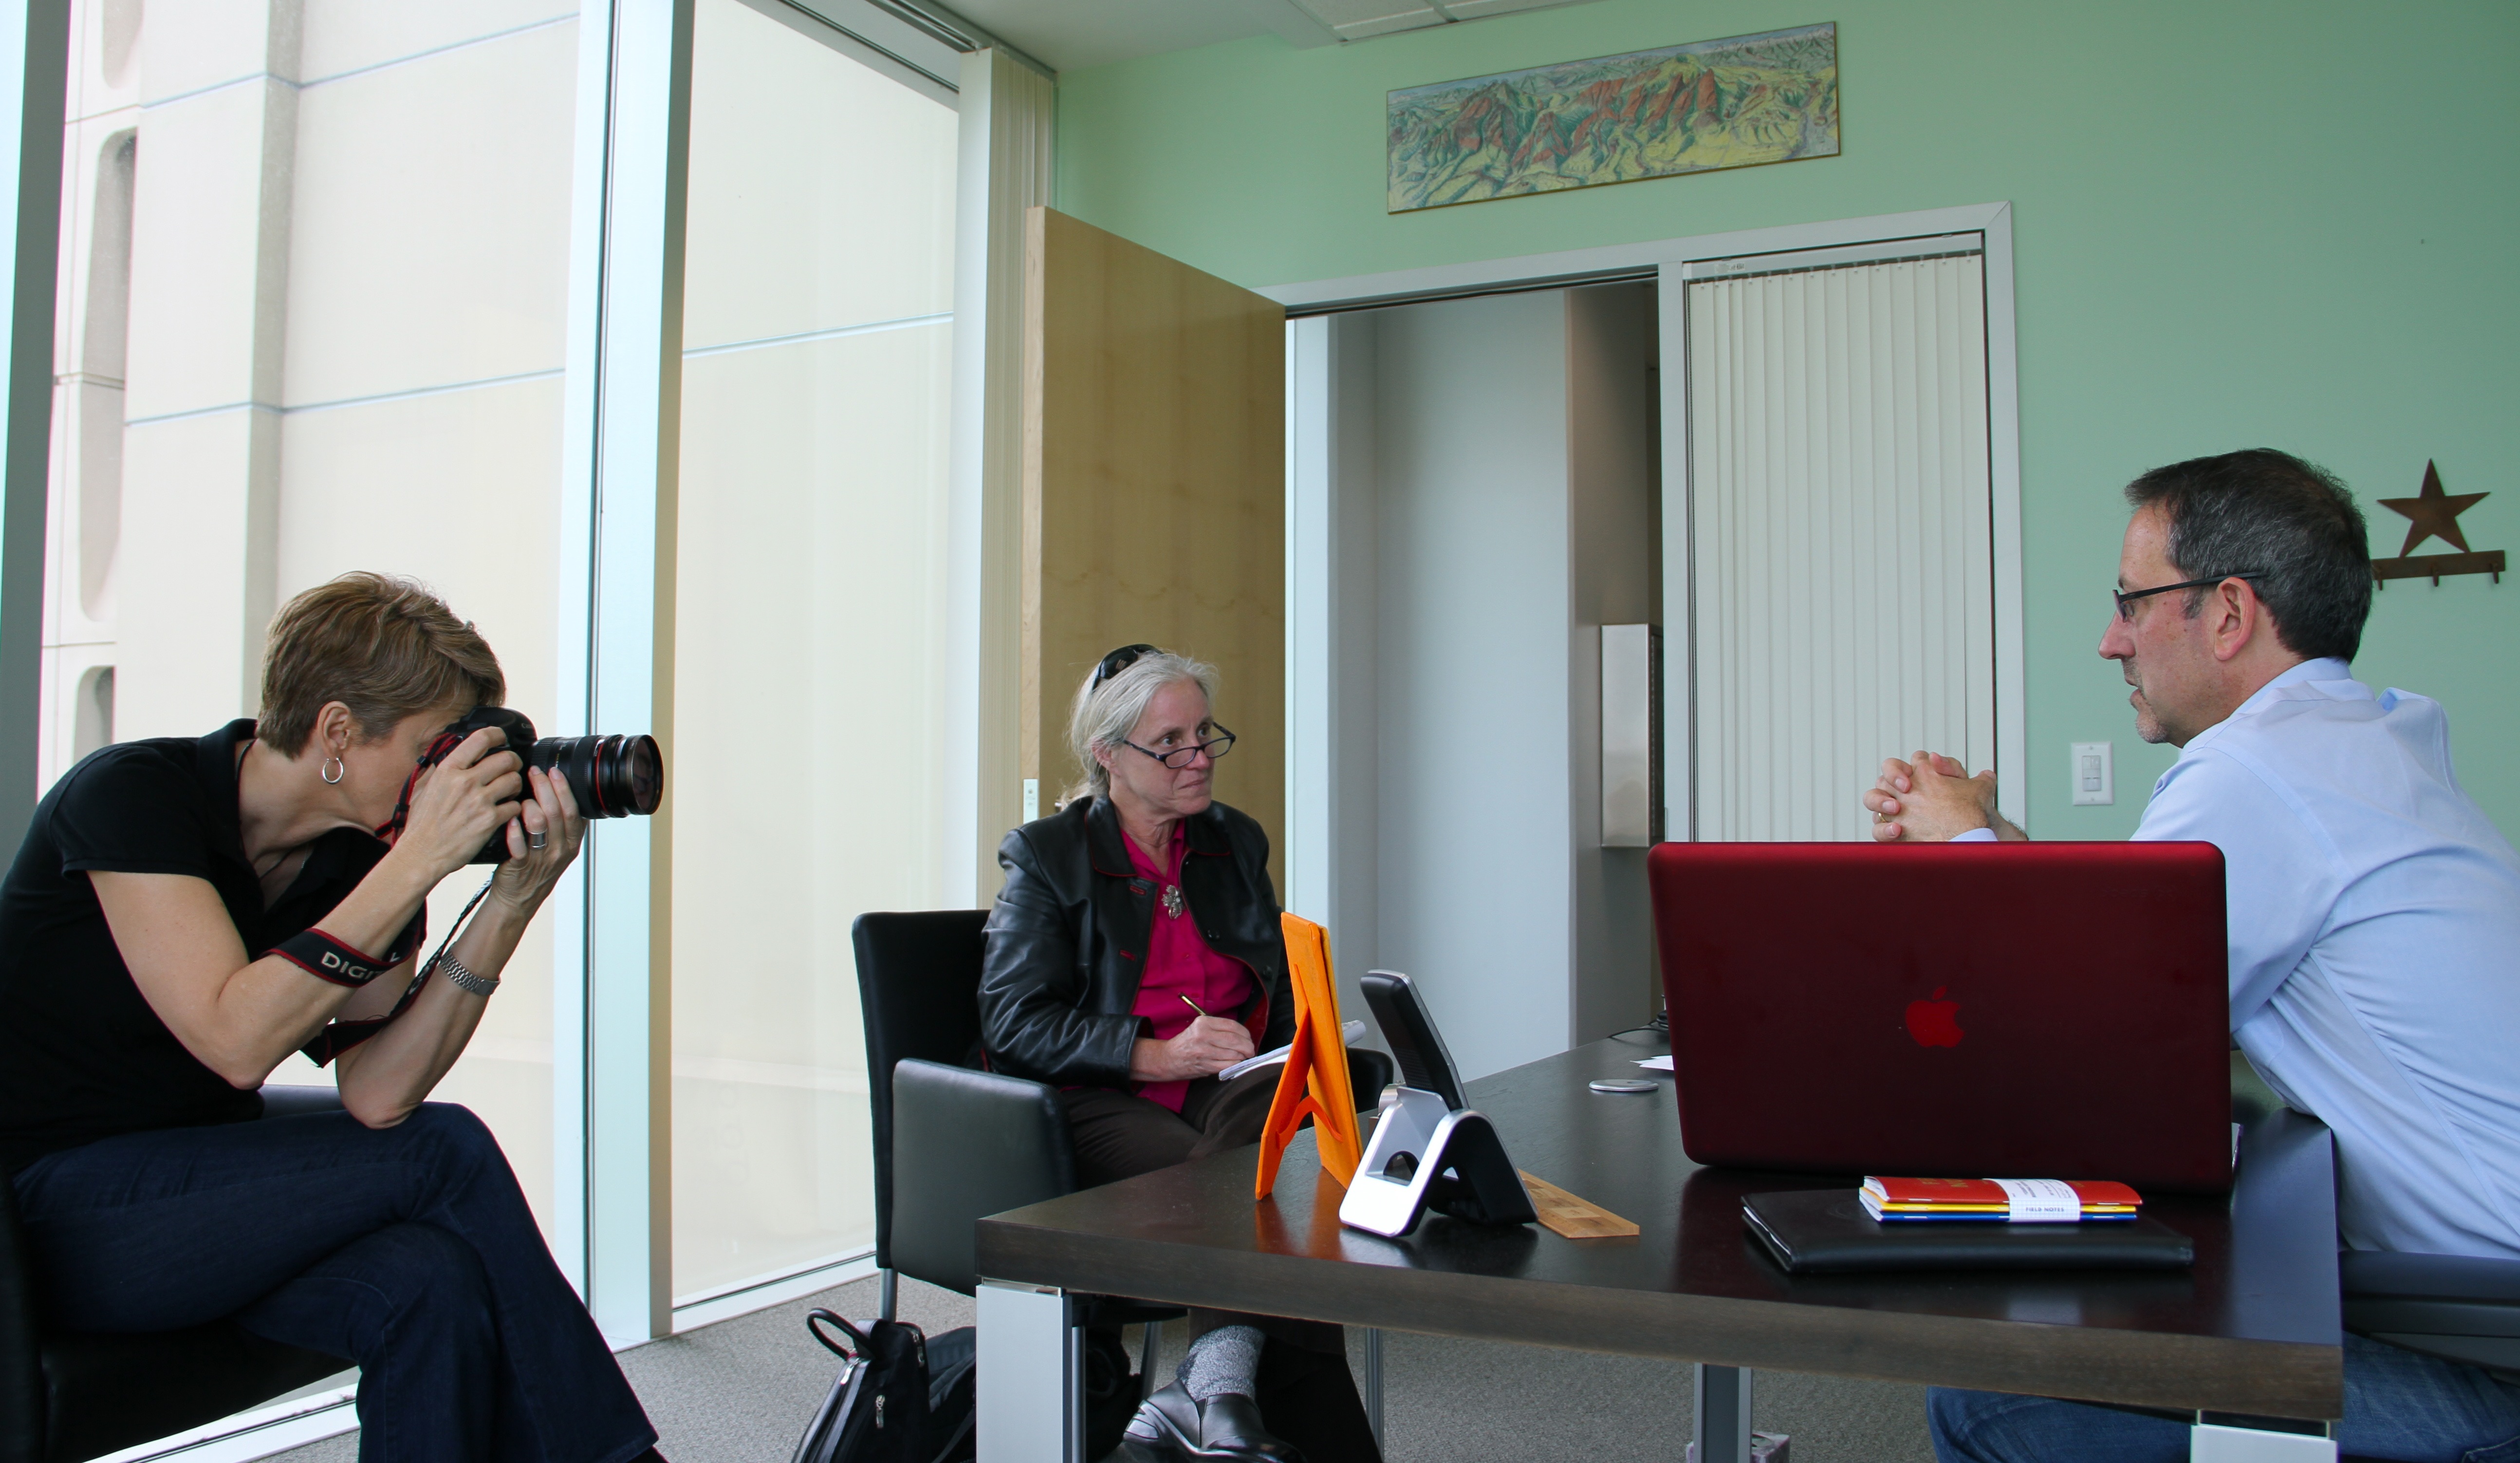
[1691, 1363, 1751, 1463]
[1139, 1319, 1166, 1404]
[1362, 1327, 1385, 1451]
[979, 1281, 1076, 1463]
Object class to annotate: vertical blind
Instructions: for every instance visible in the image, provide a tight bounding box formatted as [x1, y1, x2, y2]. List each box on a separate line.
[1686, 254, 1995, 842]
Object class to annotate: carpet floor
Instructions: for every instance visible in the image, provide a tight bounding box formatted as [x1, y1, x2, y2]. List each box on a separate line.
[265, 1275, 1934, 1462]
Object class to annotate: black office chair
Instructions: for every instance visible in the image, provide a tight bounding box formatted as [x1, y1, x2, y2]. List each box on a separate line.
[2229, 1056, 2520, 1399]
[851, 910, 1395, 1401]
[2341, 1251, 2520, 1376]
[1, 1088, 352, 1463]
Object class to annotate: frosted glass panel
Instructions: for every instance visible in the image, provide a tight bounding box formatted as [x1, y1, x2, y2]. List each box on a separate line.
[679, 0, 956, 353]
[1686, 255, 1994, 842]
[79, 4, 582, 1246]
[671, 0, 957, 1301]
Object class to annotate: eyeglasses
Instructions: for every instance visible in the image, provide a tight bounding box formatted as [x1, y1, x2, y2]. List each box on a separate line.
[1124, 725, 1236, 770]
[2112, 572, 2265, 621]
[1091, 643, 1158, 690]
[1093, 643, 1231, 767]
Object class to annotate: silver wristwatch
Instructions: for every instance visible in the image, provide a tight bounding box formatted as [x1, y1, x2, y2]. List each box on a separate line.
[436, 953, 500, 997]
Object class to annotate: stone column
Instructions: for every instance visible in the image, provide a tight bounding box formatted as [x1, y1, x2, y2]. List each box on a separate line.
[116, 0, 298, 737]
[38, 0, 143, 786]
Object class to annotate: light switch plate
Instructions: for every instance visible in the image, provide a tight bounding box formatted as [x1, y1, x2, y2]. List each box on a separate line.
[2069, 741, 2113, 806]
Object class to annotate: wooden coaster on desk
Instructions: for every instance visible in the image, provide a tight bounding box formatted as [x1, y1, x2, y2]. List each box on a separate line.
[1519, 1172, 1641, 1239]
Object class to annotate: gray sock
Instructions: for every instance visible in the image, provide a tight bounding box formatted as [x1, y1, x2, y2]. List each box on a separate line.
[1177, 1324, 1264, 1402]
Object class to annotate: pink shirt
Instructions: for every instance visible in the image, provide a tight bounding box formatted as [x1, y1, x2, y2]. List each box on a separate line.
[1126, 828, 1256, 1111]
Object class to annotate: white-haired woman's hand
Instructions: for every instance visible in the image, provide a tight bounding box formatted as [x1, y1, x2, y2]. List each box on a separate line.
[1130, 1016, 1257, 1084]
[488, 765, 587, 916]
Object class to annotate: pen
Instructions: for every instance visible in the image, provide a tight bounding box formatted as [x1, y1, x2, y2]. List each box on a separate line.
[1180, 994, 1212, 1018]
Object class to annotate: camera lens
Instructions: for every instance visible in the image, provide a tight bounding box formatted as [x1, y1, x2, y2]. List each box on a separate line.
[599, 734, 664, 817]
[529, 734, 664, 819]
[432, 711, 664, 863]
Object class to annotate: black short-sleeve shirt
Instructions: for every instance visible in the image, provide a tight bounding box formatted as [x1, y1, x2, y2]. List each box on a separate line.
[0, 720, 410, 1174]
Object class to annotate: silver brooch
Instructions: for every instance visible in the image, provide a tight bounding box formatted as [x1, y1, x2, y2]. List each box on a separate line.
[1161, 884, 1185, 920]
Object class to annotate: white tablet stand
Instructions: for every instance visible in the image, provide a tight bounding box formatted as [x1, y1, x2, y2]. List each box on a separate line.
[1338, 1085, 1538, 1238]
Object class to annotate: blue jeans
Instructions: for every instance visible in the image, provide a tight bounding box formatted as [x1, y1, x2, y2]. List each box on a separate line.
[1930, 1332, 2520, 1462]
[11, 1103, 655, 1463]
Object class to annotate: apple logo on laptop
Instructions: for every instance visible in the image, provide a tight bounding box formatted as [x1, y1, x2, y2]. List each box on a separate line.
[1906, 987, 1964, 1048]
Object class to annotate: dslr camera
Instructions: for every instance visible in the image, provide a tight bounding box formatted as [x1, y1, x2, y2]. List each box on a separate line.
[413, 707, 664, 863]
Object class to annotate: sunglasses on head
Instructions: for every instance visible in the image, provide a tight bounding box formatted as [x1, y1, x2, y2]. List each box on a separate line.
[1091, 644, 1159, 690]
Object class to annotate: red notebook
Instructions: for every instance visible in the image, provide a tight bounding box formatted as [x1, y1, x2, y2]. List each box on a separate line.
[1862, 1176, 2142, 1223]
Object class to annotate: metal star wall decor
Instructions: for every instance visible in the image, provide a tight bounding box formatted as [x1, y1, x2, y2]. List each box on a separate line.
[2372, 461, 2502, 588]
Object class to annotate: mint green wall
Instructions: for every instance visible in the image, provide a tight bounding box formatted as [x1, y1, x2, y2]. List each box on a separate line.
[1055, 0, 2520, 839]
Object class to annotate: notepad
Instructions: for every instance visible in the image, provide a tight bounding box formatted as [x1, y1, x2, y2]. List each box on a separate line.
[1219, 1020, 1369, 1083]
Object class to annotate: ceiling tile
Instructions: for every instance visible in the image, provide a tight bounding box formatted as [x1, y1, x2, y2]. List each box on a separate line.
[1288, 0, 1436, 26]
[926, 0, 1607, 71]
[1336, 12, 1447, 41]
[1441, 0, 1583, 18]
[936, 0, 1265, 71]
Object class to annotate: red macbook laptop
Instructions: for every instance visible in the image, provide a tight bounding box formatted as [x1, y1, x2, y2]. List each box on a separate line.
[1647, 842, 2233, 1193]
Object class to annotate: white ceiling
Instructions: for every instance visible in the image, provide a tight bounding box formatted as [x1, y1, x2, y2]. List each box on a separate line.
[933, 0, 1603, 73]
[928, 0, 1293, 72]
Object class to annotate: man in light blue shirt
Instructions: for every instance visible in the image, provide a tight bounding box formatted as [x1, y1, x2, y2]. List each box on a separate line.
[1865, 449, 2520, 1463]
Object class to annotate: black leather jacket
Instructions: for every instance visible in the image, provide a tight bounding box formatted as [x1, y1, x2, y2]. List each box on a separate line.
[979, 796, 1294, 1089]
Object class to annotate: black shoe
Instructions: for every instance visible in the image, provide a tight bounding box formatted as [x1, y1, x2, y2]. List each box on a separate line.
[1119, 1381, 1307, 1462]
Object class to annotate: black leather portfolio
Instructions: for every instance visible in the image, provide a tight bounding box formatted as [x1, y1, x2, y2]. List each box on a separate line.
[1742, 1189, 2195, 1275]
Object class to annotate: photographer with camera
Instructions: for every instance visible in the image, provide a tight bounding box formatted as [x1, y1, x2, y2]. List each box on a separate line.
[0, 573, 666, 1463]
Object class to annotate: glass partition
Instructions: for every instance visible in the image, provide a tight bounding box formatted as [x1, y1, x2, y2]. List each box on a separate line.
[46, 0, 579, 1241]
[669, 0, 959, 1301]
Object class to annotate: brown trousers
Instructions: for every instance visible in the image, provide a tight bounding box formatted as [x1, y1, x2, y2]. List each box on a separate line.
[1059, 1068, 1334, 1350]
[1059, 1069, 1381, 1463]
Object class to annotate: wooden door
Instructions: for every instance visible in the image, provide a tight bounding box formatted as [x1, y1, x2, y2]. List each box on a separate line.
[1020, 207, 1286, 885]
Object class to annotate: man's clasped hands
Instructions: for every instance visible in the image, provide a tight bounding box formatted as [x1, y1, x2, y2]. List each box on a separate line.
[1862, 750, 2024, 844]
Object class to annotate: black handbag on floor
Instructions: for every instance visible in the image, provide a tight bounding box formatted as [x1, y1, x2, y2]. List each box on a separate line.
[791, 1310, 977, 1463]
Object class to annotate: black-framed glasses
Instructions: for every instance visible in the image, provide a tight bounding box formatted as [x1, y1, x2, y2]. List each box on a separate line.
[1125, 725, 1236, 770]
[2112, 571, 2265, 621]
[1091, 643, 1159, 690]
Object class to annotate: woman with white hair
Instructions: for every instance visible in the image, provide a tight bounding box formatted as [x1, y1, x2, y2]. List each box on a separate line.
[980, 645, 1378, 1463]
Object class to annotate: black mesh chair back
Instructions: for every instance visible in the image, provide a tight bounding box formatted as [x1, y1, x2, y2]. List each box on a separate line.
[850, 908, 990, 1274]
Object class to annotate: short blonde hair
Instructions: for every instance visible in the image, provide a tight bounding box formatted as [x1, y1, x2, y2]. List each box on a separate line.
[1064, 649, 1219, 805]
[259, 573, 504, 756]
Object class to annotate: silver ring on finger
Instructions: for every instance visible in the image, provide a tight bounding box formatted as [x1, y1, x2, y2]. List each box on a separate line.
[530, 832, 548, 850]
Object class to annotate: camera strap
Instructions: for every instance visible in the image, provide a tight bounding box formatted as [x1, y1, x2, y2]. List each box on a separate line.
[285, 892, 450, 1065]
[376, 729, 473, 846]
[270, 928, 393, 988]
[298, 968, 428, 1066]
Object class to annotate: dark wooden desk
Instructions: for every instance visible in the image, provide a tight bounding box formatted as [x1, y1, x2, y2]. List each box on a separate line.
[975, 1036, 2342, 1462]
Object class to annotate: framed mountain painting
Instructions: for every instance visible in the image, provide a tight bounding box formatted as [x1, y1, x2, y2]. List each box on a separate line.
[1388, 23, 1840, 212]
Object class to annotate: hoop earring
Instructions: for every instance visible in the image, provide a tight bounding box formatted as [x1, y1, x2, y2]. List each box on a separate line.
[320, 756, 345, 785]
